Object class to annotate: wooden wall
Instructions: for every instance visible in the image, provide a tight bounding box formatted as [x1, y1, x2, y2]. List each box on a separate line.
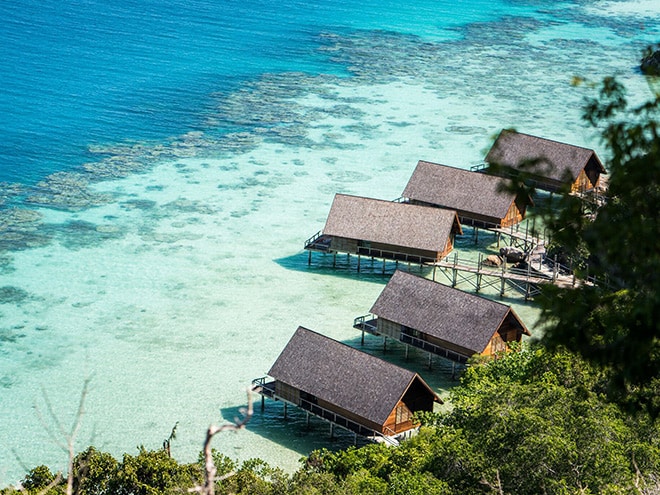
[330, 237, 358, 253]
[376, 318, 402, 339]
[501, 201, 524, 228]
[275, 381, 300, 404]
[330, 236, 442, 262]
[383, 400, 414, 434]
[377, 318, 475, 359]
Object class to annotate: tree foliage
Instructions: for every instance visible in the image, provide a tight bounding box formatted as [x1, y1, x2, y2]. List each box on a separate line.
[537, 77, 660, 413]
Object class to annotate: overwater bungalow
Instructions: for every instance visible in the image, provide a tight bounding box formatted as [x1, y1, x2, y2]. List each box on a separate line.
[484, 129, 607, 193]
[354, 270, 531, 364]
[402, 160, 533, 229]
[305, 193, 462, 265]
[254, 326, 441, 443]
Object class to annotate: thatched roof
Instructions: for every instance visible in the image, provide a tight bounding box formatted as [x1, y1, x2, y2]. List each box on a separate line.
[402, 160, 523, 219]
[485, 129, 606, 183]
[370, 271, 530, 355]
[323, 194, 461, 252]
[268, 326, 439, 426]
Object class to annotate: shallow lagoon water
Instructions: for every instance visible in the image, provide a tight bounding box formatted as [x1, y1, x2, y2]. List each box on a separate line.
[0, 0, 659, 485]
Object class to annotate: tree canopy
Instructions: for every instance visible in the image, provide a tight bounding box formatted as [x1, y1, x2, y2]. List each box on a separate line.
[536, 77, 660, 414]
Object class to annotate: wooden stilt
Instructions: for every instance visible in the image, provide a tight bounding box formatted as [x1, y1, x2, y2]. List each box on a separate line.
[307, 250, 312, 265]
[405, 345, 409, 360]
[306, 412, 310, 427]
[428, 353, 433, 371]
[330, 423, 335, 439]
[451, 361, 456, 379]
[525, 260, 532, 301]
[357, 254, 361, 272]
[283, 403, 288, 420]
[433, 264, 437, 281]
[361, 329, 365, 346]
[261, 395, 265, 410]
[333, 253, 337, 268]
[383, 337, 387, 353]
[382, 258, 386, 274]
[354, 432, 358, 445]
[474, 226, 479, 244]
[476, 253, 482, 292]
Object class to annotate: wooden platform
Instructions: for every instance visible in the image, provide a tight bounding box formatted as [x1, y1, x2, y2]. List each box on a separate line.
[252, 378, 401, 446]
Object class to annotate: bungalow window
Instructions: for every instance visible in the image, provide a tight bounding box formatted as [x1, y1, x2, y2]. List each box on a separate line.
[358, 240, 372, 256]
[402, 326, 423, 341]
[396, 404, 411, 425]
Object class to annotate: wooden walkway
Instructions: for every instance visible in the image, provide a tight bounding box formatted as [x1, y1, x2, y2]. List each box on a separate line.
[304, 221, 596, 301]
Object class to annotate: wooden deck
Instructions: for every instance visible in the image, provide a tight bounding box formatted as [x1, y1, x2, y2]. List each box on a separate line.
[252, 378, 401, 446]
[304, 230, 437, 269]
[352, 316, 467, 378]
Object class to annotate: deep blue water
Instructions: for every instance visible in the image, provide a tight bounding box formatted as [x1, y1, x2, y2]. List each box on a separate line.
[0, 0, 530, 185]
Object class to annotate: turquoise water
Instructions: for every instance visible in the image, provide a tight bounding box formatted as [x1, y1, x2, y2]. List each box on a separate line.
[0, 0, 658, 486]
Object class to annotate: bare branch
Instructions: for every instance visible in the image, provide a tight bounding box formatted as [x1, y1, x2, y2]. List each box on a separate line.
[32, 378, 91, 495]
[34, 390, 68, 452]
[66, 378, 90, 495]
[189, 387, 256, 495]
[480, 469, 504, 495]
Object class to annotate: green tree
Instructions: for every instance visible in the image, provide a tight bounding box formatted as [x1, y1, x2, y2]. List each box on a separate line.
[441, 348, 660, 494]
[537, 76, 660, 413]
[20, 465, 63, 493]
[71, 447, 118, 495]
[109, 446, 200, 495]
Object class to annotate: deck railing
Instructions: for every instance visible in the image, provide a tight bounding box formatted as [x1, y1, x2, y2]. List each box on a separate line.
[356, 245, 435, 264]
[353, 314, 379, 335]
[251, 377, 274, 397]
[304, 231, 327, 249]
[298, 398, 398, 446]
[399, 333, 469, 364]
[469, 162, 488, 172]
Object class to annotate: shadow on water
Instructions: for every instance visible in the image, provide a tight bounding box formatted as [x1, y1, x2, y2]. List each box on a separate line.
[274, 250, 437, 286]
[220, 402, 375, 463]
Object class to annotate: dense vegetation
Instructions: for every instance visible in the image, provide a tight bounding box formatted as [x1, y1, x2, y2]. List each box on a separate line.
[3, 70, 659, 494]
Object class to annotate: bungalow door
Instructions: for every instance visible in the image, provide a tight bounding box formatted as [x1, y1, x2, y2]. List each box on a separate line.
[394, 404, 413, 433]
[490, 333, 507, 354]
